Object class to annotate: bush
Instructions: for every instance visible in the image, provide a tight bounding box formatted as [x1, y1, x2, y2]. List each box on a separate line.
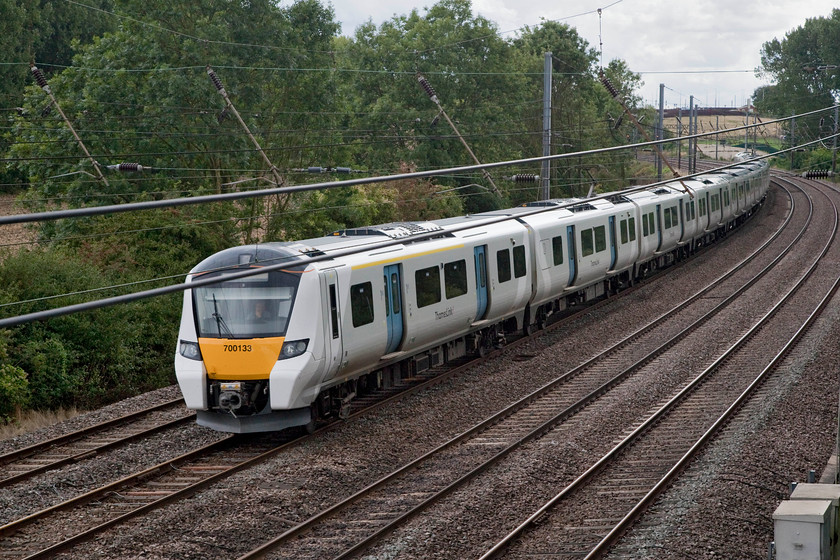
[0, 363, 29, 423]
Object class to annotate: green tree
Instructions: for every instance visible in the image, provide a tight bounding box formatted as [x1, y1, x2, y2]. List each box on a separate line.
[9, 0, 340, 241]
[756, 9, 840, 163]
[336, 0, 531, 210]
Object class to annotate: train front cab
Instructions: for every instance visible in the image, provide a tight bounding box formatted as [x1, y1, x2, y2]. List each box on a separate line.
[176, 249, 325, 433]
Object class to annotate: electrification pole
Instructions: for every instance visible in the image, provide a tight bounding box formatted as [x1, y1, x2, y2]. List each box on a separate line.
[677, 108, 682, 170]
[688, 96, 694, 172]
[745, 100, 749, 154]
[657, 83, 664, 181]
[541, 52, 552, 200]
[833, 103, 838, 175]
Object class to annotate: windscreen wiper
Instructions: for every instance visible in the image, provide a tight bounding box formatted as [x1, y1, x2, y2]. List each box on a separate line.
[211, 294, 235, 338]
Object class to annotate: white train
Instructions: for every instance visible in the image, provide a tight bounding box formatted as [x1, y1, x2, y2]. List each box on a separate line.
[175, 159, 770, 432]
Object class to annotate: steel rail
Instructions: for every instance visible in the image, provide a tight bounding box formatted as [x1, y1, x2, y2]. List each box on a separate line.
[234, 185, 797, 560]
[479, 175, 837, 559]
[582, 176, 840, 558]
[0, 398, 185, 466]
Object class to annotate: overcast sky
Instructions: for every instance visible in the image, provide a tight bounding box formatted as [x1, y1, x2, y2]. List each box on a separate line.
[331, 0, 836, 110]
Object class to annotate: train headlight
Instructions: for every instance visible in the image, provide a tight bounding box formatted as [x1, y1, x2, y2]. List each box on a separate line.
[179, 340, 202, 361]
[279, 339, 308, 360]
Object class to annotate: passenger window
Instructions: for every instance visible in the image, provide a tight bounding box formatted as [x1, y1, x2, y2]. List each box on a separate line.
[350, 282, 374, 327]
[594, 225, 606, 252]
[390, 273, 400, 314]
[628, 217, 636, 241]
[552, 235, 564, 265]
[581, 228, 594, 257]
[620, 220, 628, 244]
[647, 212, 656, 235]
[513, 245, 526, 278]
[699, 198, 706, 216]
[497, 249, 511, 283]
[444, 260, 468, 299]
[415, 266, 441, 308]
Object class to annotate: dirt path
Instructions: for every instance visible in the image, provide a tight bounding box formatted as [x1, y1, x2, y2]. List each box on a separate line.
[0, 194, 35, 253]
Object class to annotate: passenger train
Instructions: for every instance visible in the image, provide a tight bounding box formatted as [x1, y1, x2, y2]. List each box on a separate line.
[175, 158, 771, 433]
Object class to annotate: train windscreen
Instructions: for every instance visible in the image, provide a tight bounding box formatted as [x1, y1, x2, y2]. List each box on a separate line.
[192, 269, 303, 339]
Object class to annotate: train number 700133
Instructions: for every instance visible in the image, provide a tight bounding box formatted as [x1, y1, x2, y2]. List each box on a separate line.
[223, 344, 253, 352]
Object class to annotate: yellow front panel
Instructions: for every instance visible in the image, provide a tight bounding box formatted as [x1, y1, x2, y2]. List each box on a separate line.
[199, 337, 285, 380]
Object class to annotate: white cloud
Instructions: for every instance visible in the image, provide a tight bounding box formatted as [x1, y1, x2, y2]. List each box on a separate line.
[329, 0, 837, 108]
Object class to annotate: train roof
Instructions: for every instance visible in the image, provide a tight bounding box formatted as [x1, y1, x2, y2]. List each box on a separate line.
[189, 243, 311, 275]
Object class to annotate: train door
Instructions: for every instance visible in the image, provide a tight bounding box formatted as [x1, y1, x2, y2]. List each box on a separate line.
[320, 269, 343, 376]
[566, 225, 578, 285]
[608, 216, 618, 270]
[383, 264, 403, 354]
[473, 246, 488, 320]
[679, 200, 686, 240]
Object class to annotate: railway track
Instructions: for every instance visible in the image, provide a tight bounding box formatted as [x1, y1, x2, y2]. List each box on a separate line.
[0, 172, 797, 559]
[479, 175, 840, 559]
[0, 399, 191, 489]
[222, 180, 818, 559]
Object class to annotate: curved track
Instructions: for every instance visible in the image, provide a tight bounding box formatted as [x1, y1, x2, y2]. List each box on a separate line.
[223, 179, 825, 559]
[0, 172, 808, 559]
[480, 174, 840, 559]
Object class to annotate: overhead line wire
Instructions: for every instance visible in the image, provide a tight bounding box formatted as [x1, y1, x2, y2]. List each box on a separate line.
[2, 104, 835, 231]
[1, 135, 821, 329]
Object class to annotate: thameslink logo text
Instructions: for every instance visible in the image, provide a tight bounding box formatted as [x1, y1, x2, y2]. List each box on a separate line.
[435, 307, 454, 320]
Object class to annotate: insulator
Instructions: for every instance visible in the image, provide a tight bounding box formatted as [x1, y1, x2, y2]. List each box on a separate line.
[417, 74, 438, 102]
[40, 104, 52, 117]
[30, 65, 50, 90]
[206, 66, 225, 93]
[430, 114, 440, 127]
[334, 167, 351, 173]
[804, 170, 833, 178]
[307, 167, 325, 173]
[599, 71, 619, 99]
[107, 163, 145, 172]
[510, 174, 539, 183]
[614, 114, 624, 129]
